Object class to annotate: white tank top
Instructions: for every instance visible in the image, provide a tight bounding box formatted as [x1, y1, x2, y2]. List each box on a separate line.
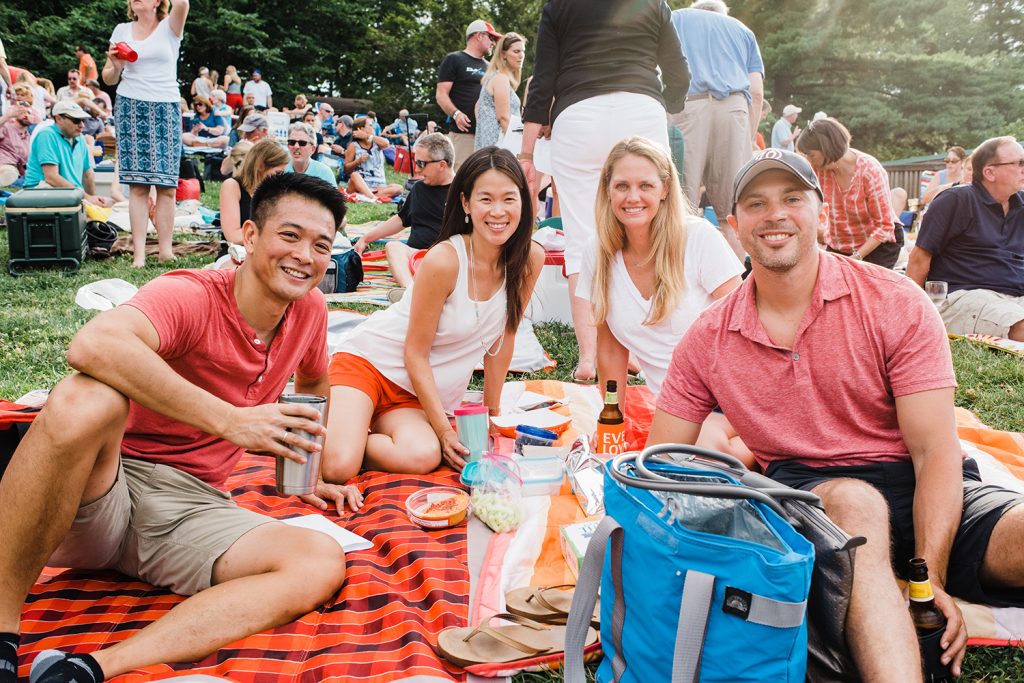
[345, 235, 508, 412]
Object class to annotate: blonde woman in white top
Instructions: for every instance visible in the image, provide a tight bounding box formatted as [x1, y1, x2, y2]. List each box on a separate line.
[579, 136, 749, 459]
[323, 147, 545, 483]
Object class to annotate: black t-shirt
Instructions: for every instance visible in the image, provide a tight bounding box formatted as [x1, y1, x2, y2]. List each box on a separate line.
[400, 181, 450, 249]
[437, 51, 488, 134]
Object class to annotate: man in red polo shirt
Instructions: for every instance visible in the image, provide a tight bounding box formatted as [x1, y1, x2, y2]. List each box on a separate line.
[649, 149, 1024, 681]
[0, 173, 360, 683]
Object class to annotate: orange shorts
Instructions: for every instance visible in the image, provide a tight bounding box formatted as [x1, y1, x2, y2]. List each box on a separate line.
[328, 352, 423, 422]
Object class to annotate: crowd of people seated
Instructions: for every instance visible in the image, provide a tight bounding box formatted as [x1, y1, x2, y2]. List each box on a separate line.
[5, 10, 1024, 683]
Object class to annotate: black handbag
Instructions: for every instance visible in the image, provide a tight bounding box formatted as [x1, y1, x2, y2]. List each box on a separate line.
[643, 445, 866, 682]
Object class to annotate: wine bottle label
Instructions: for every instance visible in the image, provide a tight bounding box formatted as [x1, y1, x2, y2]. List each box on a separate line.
[909, 579, 934, 601]
[596, 422, 626, 455]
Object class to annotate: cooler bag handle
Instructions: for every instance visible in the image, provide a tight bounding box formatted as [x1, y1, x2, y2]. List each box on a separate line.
[564, 517, 717, 683]
[611, 452, 796, 524]
[565, 516, 622, 683]
[638, 443, 822, 506]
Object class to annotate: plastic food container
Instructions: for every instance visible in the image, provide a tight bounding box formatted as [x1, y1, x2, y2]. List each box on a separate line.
[406, 487, 470, 529]
[519, 457, 566, 497]
[514, 425, 558, 454]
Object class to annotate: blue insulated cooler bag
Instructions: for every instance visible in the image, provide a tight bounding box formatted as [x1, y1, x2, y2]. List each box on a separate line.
[565, 445, 816, 683]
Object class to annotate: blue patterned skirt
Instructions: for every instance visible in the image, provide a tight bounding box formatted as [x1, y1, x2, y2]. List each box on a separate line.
[115, 95, 181, 187]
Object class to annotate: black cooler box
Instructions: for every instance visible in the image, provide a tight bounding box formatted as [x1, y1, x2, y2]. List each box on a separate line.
[6, 187, 88, 275]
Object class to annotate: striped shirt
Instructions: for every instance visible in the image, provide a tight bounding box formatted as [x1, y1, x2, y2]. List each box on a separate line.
[818, 149, 895, 254]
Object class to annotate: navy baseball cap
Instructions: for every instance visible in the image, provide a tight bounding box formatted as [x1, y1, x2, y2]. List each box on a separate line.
[732, 149, 823, 213]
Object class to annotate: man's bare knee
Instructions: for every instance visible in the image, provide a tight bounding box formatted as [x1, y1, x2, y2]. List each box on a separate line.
[41, 374, 128, 449]
[281, 531, 347, 611]
[814, 478, 890, 533]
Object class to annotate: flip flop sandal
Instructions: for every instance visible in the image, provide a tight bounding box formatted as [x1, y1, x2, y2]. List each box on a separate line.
[505, 584, 600, 627]
[437, 612, 597, 668]
[571, 365, 597, 384]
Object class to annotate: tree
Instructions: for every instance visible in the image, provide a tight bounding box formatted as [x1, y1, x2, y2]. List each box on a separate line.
[2, 0, 1023, 156]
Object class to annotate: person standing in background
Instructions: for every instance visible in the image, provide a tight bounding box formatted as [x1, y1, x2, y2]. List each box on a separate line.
[222, 65, 243, 110]
[190, 66, 212, 99]
[104, 0, 190, 267]
[474, 32, 526, 152]
[670, 0, 763, 260]
[76, 46, 100, 83]
[243, 69, 273, 110]
[771, 103, 802, 150]
[436, 19, 502, 171]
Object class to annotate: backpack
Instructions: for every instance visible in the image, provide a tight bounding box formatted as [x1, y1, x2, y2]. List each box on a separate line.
[331, 247, 364, 293]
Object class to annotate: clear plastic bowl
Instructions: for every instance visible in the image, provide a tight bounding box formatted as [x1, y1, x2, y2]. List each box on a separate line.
[519, 457, 566, 497]
[405, 487, 470, 529]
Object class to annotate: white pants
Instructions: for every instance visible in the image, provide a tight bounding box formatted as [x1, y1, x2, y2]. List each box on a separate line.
[551, 92, 669, 275]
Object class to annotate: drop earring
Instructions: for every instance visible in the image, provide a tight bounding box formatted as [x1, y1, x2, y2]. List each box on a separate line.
[465, 214, 470, 224]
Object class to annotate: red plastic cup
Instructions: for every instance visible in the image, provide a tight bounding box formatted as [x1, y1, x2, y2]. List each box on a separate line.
[113, 42, 138, 62]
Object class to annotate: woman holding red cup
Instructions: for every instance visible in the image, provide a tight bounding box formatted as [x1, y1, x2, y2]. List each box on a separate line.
[102, 0, 189, 267]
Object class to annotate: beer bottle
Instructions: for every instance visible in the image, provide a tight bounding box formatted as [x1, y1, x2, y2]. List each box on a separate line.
[908, 557, 952, 682]
[595, 380, 626, 456]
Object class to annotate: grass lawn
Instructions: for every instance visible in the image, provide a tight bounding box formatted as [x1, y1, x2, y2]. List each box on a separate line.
[1, 181, 1023, 680]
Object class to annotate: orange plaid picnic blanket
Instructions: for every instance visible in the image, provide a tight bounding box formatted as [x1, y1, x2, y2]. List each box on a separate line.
[19, 454, 468, 682]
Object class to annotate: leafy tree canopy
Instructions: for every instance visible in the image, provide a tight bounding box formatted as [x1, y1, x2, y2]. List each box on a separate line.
[3, 0, 1022, 158]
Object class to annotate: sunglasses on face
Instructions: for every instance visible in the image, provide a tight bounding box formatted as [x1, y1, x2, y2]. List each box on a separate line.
[944, 158, 960, 164]
[988, 160, 1024, 169]
[287, 139, 311, 147]
[415, 159, 442, 169]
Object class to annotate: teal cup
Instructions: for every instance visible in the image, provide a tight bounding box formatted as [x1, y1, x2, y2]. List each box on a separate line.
[454, 404, 489, 461]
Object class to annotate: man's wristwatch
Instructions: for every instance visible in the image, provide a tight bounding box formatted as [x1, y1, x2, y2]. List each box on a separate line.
[850, 250, 863, 260]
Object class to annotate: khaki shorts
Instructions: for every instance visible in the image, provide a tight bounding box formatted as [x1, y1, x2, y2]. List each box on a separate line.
[49, 457, 276, 596]
[941, 288, 1024, 337]
[448, 132, 475, 172]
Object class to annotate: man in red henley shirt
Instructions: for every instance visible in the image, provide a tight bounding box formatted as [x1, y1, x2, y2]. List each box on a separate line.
[648, 149, 1024, 682]
[0, 173, 360, 683]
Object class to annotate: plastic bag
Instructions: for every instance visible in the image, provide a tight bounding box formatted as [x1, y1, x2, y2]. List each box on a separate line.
[470, 453, 523, 533]
[649, 470, 785, 552]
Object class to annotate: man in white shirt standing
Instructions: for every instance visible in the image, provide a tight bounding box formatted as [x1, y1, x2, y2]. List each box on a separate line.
[771, 104, 802, 151]
[190, 66, 212, 99]
[243, 69, 273, 111]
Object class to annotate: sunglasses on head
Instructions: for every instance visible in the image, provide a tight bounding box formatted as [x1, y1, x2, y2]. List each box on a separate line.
[287, 139, 311, 147]
[415, 159, 442, 169]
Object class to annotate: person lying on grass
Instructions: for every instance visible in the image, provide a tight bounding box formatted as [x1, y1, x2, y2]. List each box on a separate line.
[322, 146, 544, 481]
[0, 173, 360, 683]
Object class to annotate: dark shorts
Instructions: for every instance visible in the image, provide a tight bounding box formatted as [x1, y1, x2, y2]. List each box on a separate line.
[765, 458, 1024, 607]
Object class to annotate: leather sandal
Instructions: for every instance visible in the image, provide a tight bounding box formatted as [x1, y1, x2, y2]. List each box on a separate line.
[437, 612, 597, 668]
[505, 584, 600, 627]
